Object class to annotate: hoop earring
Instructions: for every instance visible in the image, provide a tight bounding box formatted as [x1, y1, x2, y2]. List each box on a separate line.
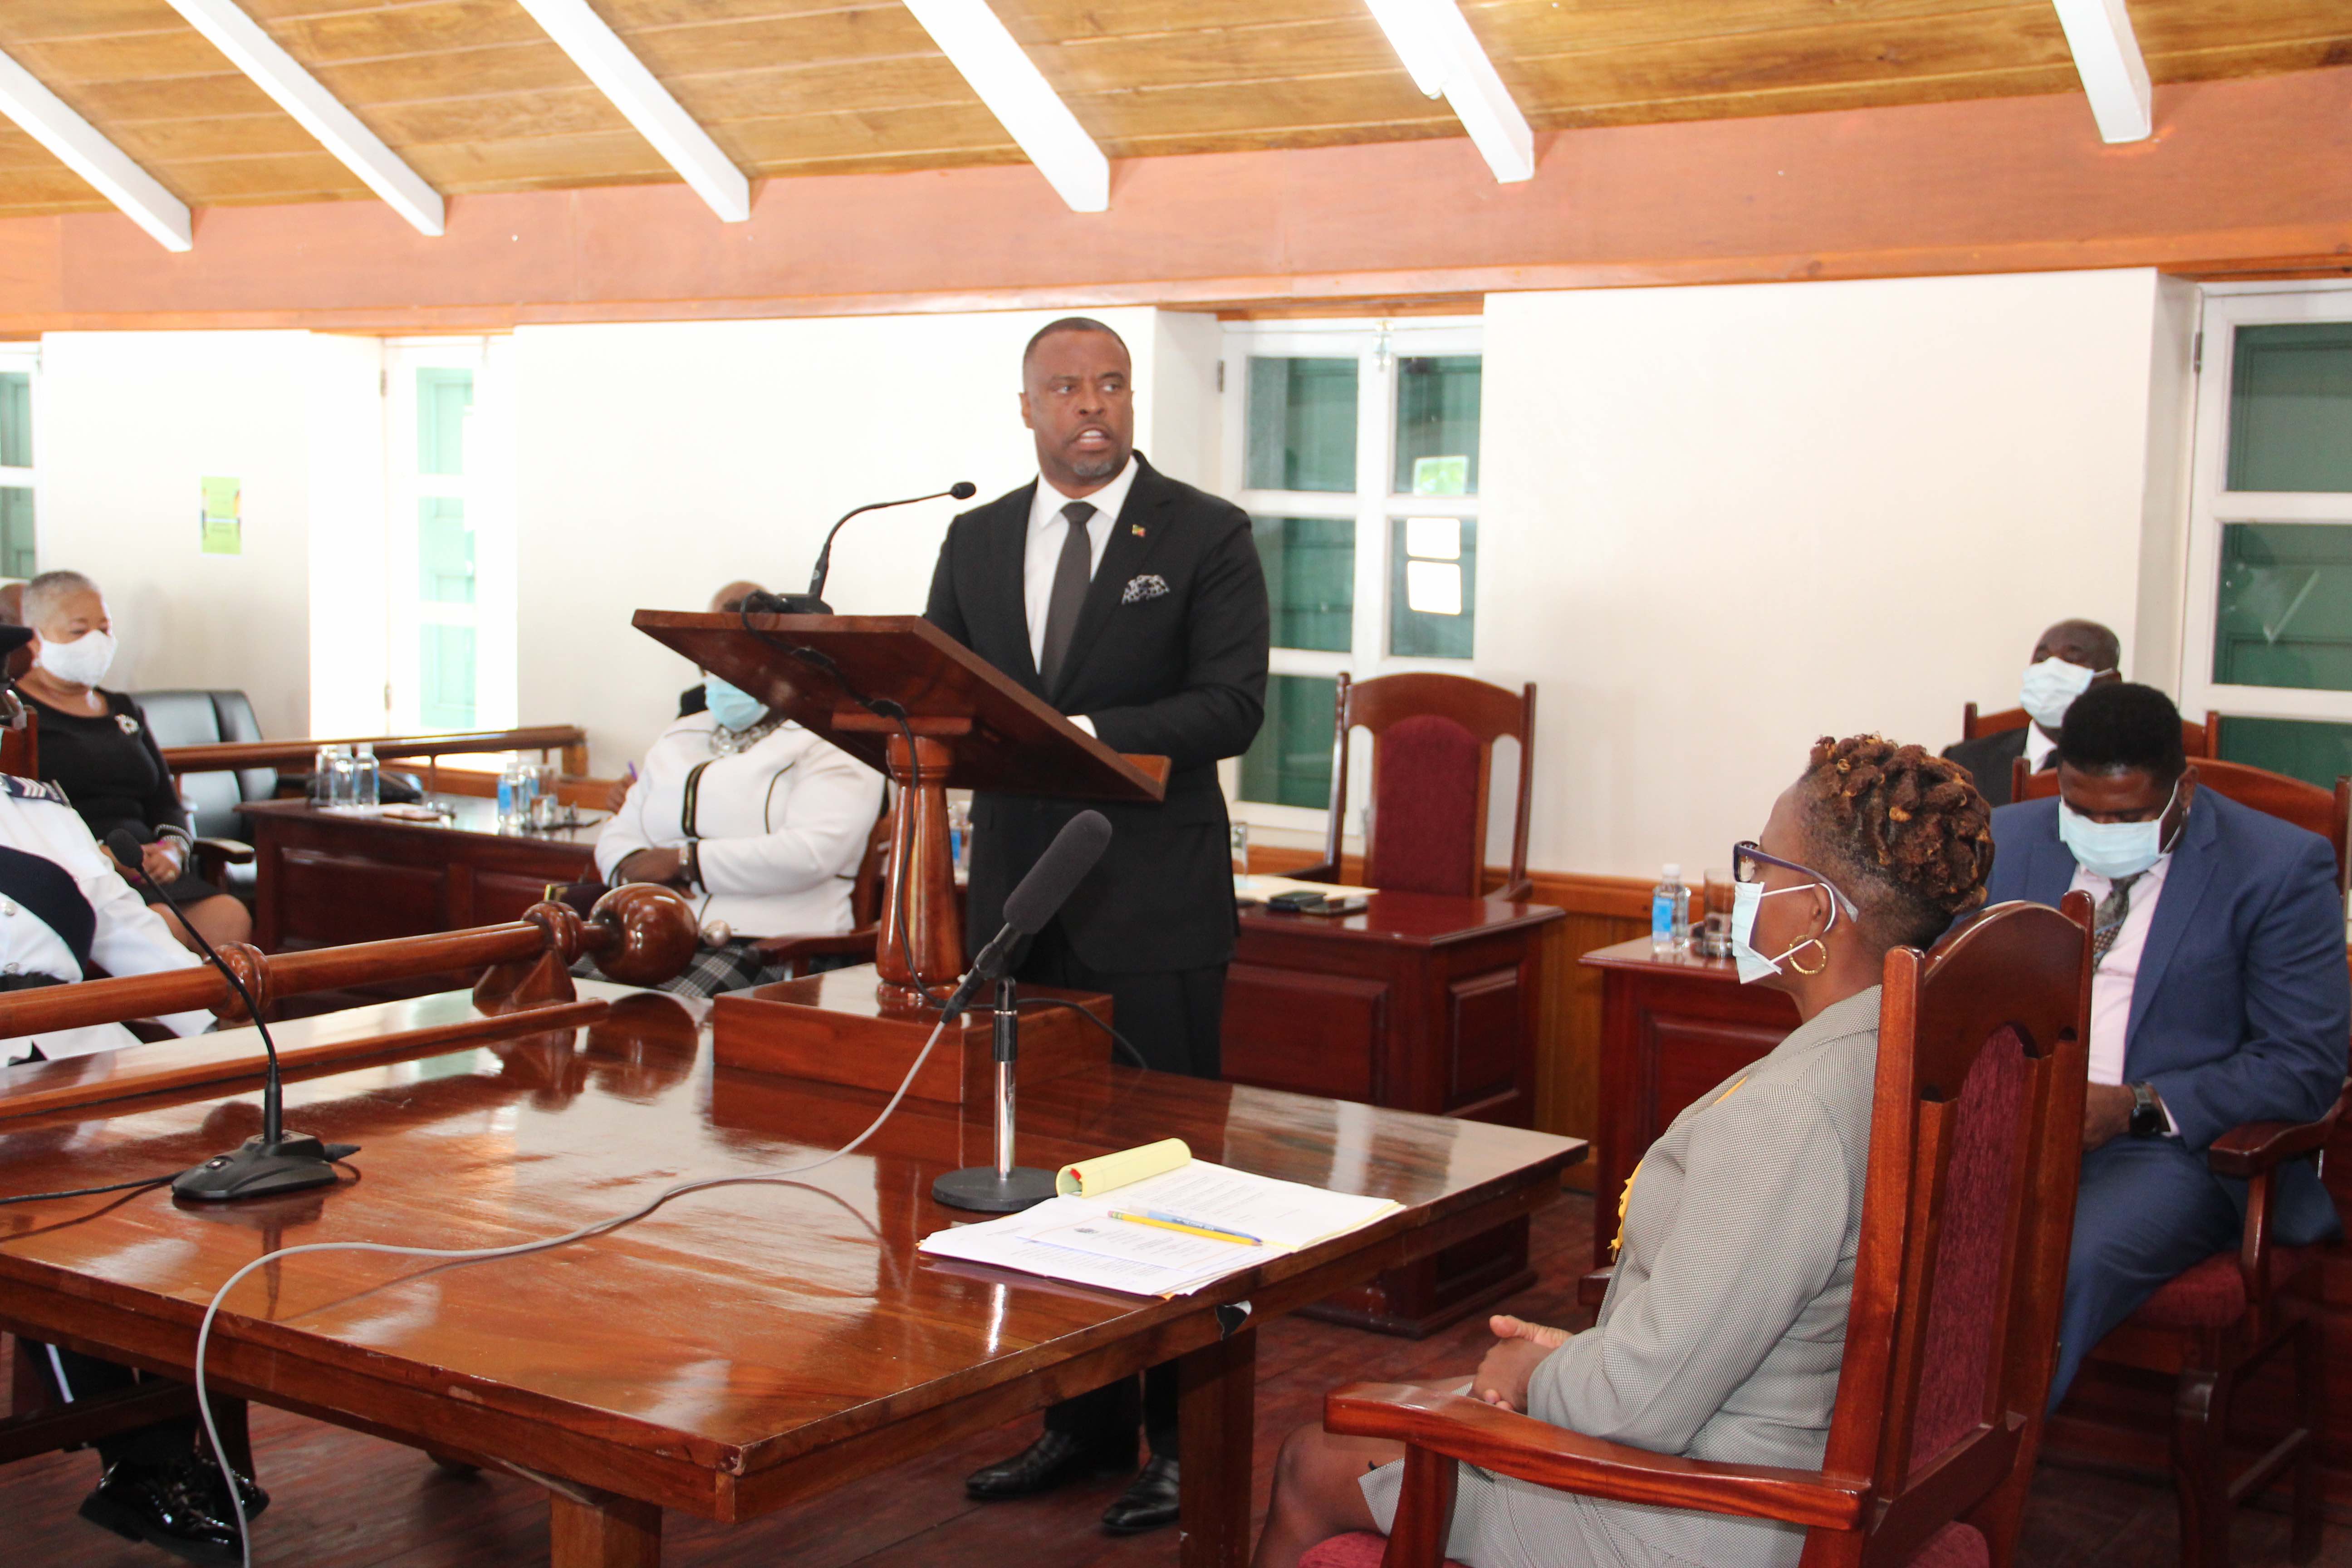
[1787, 937, 1829, 975]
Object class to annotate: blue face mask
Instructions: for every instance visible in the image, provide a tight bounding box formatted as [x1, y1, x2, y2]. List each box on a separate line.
[702, 675, 767, 733]
[2058, 779, 2180, 880]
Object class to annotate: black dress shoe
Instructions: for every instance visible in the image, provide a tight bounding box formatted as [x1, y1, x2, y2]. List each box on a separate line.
[78, 1456, 245, 1566]
[1100, 1454, 1180, 1535]
[965, 1430, 1136, 1500]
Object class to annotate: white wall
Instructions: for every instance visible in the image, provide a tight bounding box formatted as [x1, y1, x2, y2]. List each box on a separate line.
[36, 330, 373, 738]
[510, 307, 1219, 772]
[1479, 268, 2185, 879]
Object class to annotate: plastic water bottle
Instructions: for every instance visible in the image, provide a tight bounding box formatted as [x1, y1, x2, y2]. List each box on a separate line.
[1651, 862, 1690, 958]
[351, 743, 380, 808]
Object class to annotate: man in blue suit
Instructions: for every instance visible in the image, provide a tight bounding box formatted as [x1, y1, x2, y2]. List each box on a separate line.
[1986, 681, 2349, 1403]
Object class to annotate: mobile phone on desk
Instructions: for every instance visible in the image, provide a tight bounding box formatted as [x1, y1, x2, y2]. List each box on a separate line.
[1265, 889, 1328, 913]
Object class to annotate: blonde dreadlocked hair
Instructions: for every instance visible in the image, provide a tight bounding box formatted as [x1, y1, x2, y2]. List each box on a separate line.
[1796, 735, 1994, 947]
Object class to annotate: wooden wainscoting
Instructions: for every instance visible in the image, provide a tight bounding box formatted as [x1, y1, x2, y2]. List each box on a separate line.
[1248, 847, 1655, 1192]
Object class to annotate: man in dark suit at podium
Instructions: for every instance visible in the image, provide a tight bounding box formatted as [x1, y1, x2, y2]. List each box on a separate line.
[926, 316, 1269, 1534]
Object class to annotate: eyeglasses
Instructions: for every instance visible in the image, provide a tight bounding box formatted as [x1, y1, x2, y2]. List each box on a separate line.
[1732, 840, 1861, 916]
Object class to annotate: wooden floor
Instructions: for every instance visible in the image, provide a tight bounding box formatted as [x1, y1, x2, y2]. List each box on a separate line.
[5, 1191, 2344, 1567]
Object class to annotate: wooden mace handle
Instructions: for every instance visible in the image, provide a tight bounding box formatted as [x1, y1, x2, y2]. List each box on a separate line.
[0, 885, 699, 1036]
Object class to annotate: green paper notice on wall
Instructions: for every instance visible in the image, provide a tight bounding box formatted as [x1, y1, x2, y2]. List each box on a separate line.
[200, 475, 240, 555]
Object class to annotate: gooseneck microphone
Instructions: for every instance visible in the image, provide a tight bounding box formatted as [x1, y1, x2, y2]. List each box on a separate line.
[933, 810, 1112, 1214]
[107, 830, 353, 1201]
[939, 808, 1112, 1022]
[758, 482, 979, 616]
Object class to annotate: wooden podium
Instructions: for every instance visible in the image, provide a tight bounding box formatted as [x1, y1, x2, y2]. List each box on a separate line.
[632, 611, 1168, 1081]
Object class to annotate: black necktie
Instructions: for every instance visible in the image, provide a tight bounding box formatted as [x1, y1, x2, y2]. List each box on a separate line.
[2091, 871, 2144, 968]
[1039, 501, 1097, 691]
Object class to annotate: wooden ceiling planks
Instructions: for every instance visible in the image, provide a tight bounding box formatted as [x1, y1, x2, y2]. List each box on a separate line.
[0, 0, 2337, 219]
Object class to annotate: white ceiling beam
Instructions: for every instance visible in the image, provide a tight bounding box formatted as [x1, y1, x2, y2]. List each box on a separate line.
[2051, 0, 2154, 143]
[901, 0, 1109, 213]
[514, 0, 750, 223]
[1364, 0, 1535, 184]
[0, 48, 190, 251]
[162, 0, 444, 235]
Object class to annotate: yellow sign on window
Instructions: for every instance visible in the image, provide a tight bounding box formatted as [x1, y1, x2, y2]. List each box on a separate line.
[200, 475, 240, 556]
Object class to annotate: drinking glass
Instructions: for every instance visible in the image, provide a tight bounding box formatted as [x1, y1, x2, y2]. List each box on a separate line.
[1702, 867, 1737, 957]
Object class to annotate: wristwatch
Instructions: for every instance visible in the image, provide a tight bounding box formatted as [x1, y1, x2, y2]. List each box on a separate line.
[2127, 1081, 2166, 1138]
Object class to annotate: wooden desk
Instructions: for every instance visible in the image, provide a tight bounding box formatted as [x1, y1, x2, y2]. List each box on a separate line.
[243, 796, 602, 952]
[1582, 936, 1798, 1269]
[0, 985, 1580, 1568]
[1224, 891, 1566, 1336]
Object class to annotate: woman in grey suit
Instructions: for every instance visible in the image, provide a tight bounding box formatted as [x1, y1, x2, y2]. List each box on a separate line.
[1254, 735, 1995, 1568]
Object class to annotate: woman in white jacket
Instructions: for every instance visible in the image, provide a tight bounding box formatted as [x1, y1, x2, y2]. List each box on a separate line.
[593, 659, 885, 998]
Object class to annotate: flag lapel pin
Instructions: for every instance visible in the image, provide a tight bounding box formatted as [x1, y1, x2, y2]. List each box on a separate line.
[1131, 523, 1147, 538]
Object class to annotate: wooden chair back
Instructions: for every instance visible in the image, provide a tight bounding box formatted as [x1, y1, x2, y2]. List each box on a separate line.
[1321, 672, 1536, 900]
[2013, 758, 2352, 897]
[0, 699, 34, 779]
[1815, 893, 2094, 1565]
[1963, 701, 2218, 757]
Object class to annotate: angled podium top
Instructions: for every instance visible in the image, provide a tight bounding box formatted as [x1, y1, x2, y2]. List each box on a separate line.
[632, 611, 1168, 804]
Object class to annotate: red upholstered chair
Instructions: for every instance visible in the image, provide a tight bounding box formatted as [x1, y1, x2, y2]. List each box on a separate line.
[1293, 672, 1536, 901]
[2019, 757, 2348, 1567]
[1302, 895, 2097, 1568]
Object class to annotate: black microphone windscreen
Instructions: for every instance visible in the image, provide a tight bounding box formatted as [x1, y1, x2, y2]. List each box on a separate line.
[949, 481, 977, 500]
[104, 828, 143, 870]
[1001, 810, 1112, 935]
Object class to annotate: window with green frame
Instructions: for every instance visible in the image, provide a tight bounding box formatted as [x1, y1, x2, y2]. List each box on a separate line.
[2217, 716, 2352, 793]
[1254, 515, 1354, 653]
[0, 369, 33, 578]
[1246, 358, 1357, 493]
[2229, 323, 2352, 493]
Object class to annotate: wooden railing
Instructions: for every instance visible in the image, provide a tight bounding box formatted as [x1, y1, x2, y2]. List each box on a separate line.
[160, 725, 590, 783]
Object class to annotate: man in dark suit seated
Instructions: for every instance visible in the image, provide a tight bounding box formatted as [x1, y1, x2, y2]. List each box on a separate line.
[1985, 681, 2349, 1403]
[1942, 617, 2120, 808]
[925, 316, 1269, 1534]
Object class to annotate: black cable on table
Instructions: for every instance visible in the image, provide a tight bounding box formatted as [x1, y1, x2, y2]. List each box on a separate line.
[0, 1174, 175, 1206]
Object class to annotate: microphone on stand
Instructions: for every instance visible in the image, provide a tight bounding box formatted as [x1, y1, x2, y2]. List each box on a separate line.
[106, 830, 353, 1201]
[932, 811, 1112, 1214]
[754, 481, 979, 616]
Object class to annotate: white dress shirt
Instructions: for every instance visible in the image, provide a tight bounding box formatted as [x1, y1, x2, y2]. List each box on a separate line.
[1023, 456, 1138, 738]
[0, 784, 209, 1064]
[598, 714, 886, 941]
[2067, 851, 2179, 1132]
[2025, 723, 2058, 774]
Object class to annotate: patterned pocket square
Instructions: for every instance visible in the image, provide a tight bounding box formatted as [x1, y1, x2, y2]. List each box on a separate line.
[1121, 573, 1171, 605]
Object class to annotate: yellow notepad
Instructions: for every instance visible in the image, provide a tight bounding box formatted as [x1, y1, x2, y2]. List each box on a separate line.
[1056, 1137, 1191, 1197]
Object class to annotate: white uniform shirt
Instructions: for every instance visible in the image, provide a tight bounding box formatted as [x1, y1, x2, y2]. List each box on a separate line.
[2026, 724, 2058, 774]
[1022, 455, 1138, 737]
[0, 780, 210, 1064]
[597, 714, 885, 941]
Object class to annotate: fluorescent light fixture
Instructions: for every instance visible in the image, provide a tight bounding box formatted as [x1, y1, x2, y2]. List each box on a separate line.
[1405, 561, 1464, 617]
[1362, 0, 1534, 183]
[902, 0, 1109, 213]
[163, 0, 444, 235]
[1404, 516, 1461, 561]
[0, 48, 190, 251]
[2051, 0, 2153, 143]
[515, 0, 750, 223]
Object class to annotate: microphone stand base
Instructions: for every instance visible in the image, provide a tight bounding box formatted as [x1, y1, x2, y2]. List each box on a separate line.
[172, 1132, 347, 1203]
[931, 1165, 1056, 1213]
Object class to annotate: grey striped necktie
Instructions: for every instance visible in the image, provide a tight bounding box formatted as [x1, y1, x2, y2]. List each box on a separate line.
[2091, 871, 2144, 968]
[1039, 501, 1097, 691]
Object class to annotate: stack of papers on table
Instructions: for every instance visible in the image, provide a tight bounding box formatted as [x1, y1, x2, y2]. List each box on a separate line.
[918, 1139, 1401, 1298]
[1235, 873, 1377, 903]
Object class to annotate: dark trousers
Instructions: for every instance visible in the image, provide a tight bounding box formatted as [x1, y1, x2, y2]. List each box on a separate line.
[2049, 1137, 2245, 1408]
[27, 1342, 197, 1470]
[1019, 918, 1227, 1460]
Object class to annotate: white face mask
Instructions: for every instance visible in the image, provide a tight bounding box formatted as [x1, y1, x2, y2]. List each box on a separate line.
[2019, 657, 2110, 730]
[2058, 779, 2181, 881]
[36, 627, 115, 687]
[1730, 879, 1825, 985]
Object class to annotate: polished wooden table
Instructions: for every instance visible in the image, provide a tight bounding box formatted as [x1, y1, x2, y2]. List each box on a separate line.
[243, 795, 603, 952]
[1583, 936, 1798, 1268]
[0, 984, 1581, 1567]
[1223, 890, 1565, 1336]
